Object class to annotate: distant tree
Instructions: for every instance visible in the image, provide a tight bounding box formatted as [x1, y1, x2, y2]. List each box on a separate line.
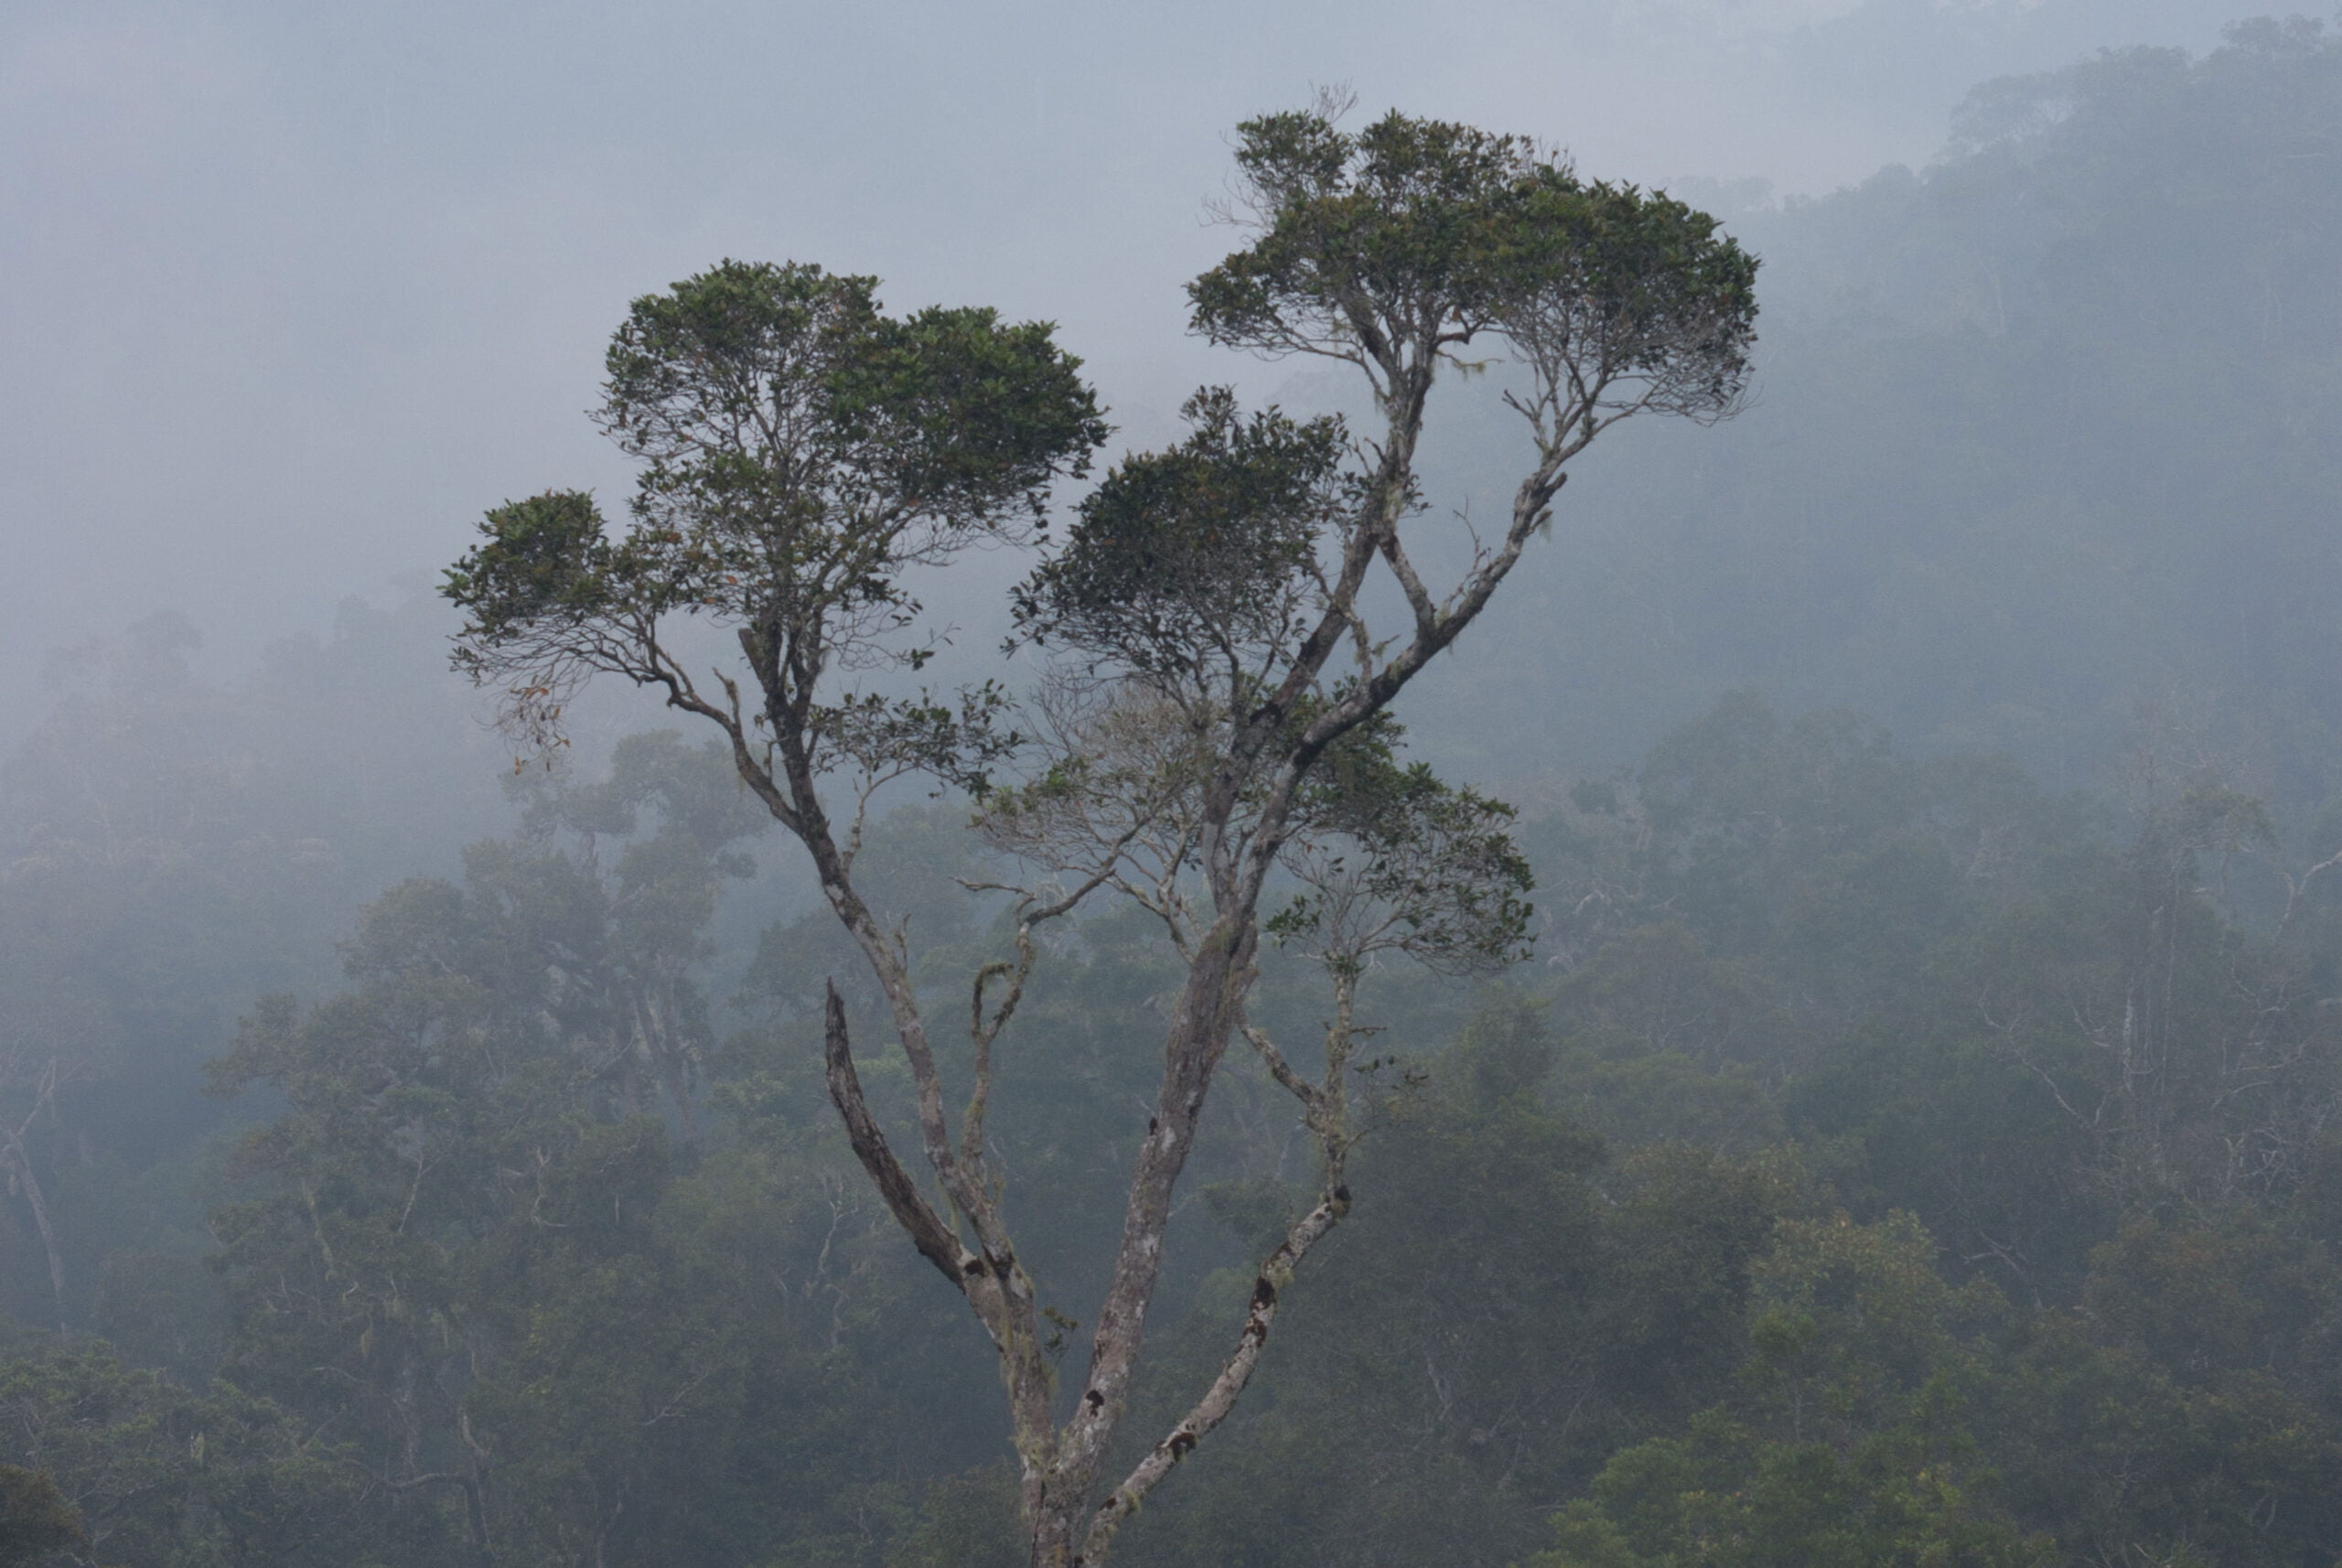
[445, 104, 1755, 1567]
[0, 1045, 81, 1337]
[1533, 1214, 2050, 1568]
[0, 1348, 371, 1568]
[503, 731, 776, 1147]
[0, 1464, 80, 1567]
[206, 738, 777, 1565]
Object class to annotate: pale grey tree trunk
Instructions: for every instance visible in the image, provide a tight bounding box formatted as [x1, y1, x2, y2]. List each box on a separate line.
[4, 1129, 67, 1333]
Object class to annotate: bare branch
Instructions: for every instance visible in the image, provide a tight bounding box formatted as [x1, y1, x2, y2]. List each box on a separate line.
[1080, 1178, 1350, 1562]
[822, 983, 975, 1288]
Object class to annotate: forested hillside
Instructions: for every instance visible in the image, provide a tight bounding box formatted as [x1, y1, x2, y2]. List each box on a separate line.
[5, 18, 2342, 1568]
[1410, 16, 2342, 804]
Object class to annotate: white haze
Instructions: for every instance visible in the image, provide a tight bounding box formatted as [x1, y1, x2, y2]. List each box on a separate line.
[0, 0, 2257, 748]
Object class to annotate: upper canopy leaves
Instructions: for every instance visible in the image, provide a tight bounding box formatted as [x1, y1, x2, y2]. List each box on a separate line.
[1271, 721, 1535, 978]
[1009, 387, 1348, 685]
[604, 261, 1106, 554]
[445, 261, 1107, 742]
[1190, 108, 1758, 431]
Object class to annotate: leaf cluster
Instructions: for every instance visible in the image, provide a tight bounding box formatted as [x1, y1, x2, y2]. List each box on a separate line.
[445, 261, 1107, 748]
[0, 1463, 79, 1565]
[602, 260, 1104, 561]
[1011, 388, 1348, 686]
[1271, 725, 1533, 978]
[1190, 108, 1758, 430]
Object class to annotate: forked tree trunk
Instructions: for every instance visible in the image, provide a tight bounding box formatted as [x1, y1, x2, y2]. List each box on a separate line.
[447, 143, 1753, 1568]
[5, 1129, 67, 1334]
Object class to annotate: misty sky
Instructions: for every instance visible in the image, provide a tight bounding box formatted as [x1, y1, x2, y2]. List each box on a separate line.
[0, 0, 2261, 749]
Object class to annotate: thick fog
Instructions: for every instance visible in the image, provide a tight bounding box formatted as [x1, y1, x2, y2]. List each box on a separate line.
[12, 5, 2342, 1566]
[0, 0, 2251, 749]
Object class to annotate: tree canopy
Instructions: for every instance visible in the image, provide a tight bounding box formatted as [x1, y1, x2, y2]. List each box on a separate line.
[10, 27, 2342, 1568]
[442, 102, 1756, 1568]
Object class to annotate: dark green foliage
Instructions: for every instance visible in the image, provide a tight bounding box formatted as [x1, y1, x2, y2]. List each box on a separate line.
[1190, 110, 1758, 417]
[1012, 388, 1347, 681]
[176, 743, 965, 1565]
[1273, 728, 1534, 977]
[446, 262, 1105, 752]
[0, 1465, 80, 1567]
[603, 262, 1102, 542]
[886, 1465, 1025, 1568]
[444, 490, 617, 637]
[0, 1348, 378, 1568]
[11, 686, 2342, 1565]
[1116, 1022, 1810, 1568]
[1095, 687, 2342, 1566]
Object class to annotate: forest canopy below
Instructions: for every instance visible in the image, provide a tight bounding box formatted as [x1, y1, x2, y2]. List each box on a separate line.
[5, 17, 2342, 1568]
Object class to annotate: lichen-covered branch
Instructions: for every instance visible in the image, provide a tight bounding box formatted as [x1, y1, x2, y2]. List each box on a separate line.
[1081, 1176, 1350, 1562]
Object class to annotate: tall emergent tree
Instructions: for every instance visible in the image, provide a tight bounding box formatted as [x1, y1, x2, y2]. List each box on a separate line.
[445, 105, 1756, 1567]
